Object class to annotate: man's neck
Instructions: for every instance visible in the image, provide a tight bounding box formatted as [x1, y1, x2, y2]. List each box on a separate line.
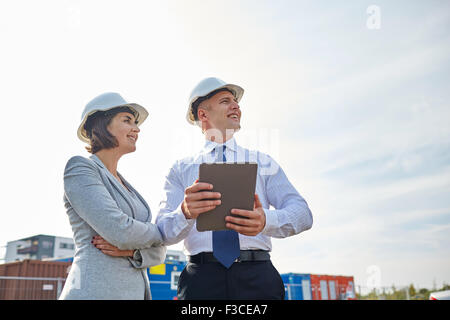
[204, 128, 236, 144]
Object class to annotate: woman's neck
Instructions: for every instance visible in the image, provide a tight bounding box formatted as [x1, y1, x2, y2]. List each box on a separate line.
[94, 149, 122, 178]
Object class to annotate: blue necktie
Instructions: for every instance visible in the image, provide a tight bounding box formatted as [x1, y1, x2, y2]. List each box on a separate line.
[212, 145, 240, 268]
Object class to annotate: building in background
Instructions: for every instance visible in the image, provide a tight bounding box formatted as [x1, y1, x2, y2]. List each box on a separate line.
[4, 234, 74, 263]
[3, 234, 185, 265]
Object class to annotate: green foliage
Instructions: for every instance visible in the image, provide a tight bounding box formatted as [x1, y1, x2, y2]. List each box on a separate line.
[358, 282, 448, 300]
[408, 284, 416, 298]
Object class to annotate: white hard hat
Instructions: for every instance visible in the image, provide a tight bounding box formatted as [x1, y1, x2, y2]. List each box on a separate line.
[186, 77, 244, 126]
[77, 92, 149, 143]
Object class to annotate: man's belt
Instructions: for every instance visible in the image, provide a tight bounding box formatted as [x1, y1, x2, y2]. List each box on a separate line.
[189, 250, 270, 264]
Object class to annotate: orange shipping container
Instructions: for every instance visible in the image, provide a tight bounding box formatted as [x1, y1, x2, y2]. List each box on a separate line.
[336, 275, 356, 300]
[0, 259, 72, 300]
[325, 275, 339, 300]
[310, 274, 330, 300]
[310, 274, 354, 300]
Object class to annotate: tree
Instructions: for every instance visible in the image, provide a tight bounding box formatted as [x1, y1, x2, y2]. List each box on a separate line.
[408, 284, 416, 298]
[418, 288, 429, 300]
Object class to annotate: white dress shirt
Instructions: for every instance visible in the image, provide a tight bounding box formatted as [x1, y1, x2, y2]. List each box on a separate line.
[156, 137, 313, 256]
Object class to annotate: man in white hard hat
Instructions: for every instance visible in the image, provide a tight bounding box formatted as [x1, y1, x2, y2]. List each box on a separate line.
[156, 77, 313, 300]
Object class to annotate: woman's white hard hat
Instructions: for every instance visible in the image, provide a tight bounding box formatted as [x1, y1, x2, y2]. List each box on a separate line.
[77, 92, 149, 143]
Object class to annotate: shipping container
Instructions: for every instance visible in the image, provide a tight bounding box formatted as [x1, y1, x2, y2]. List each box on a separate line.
[43, 256, 74, 263]
[0, 259, 71, 300]
[147, 260, 187, 300]
[41, 256, 187, 300]
[310, 274, 357, 300]
[325, 275, 339, 300]
[1, 257, 356, 300]
[281, 273, 312, 300]
[0, 257, 188, 300]
[45, 256, 186, 300]
[310, 274, 331, 300]
[336, 275, 356, 300]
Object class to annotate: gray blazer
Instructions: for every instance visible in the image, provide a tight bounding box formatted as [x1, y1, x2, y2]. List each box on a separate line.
[59, 154, 166, 300]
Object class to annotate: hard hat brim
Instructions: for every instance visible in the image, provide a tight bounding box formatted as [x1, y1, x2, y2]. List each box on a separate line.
[186, 83, 244, 126]
[77, 103, 149, 144]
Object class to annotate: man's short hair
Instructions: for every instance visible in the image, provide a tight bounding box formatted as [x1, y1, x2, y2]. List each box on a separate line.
[191, 88, 234, 121]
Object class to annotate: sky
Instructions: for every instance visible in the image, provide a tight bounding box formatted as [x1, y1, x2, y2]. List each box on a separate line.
[0, 0, 449, 294]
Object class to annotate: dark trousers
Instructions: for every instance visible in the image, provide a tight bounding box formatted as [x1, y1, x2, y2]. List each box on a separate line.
[177, 260, 285, 300]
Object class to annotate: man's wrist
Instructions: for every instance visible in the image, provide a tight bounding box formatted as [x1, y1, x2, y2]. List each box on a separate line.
[261, 208, 277, 235]
[260, 208, 266, 232]
[181, 201, 191, 219]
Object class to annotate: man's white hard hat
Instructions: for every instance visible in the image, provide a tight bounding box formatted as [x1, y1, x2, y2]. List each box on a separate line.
[186, 77, 244, 126]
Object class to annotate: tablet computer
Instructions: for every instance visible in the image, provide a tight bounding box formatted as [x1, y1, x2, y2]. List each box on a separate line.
[196, 162, 258, 232]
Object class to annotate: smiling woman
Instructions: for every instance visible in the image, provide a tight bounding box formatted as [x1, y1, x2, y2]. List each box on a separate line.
[84, 107, 139, 154]
[59, 92, 167, 300]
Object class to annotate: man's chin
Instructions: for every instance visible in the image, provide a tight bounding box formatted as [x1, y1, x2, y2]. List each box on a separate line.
[225, 125, 241, 133]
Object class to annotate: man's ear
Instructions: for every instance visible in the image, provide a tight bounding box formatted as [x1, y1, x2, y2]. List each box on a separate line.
[198, 108, 208, 121]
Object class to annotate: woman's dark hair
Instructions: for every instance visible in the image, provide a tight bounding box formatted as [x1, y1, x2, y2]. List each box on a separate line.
[84, 106, 137, 154]
[191, 88, 234, 121]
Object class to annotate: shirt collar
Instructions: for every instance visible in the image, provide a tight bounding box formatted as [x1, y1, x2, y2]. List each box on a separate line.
[201, 136, 239, 155]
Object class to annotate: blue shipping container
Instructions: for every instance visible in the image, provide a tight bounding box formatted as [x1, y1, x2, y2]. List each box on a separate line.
[281, 273, 312, 300]
[47, 257, 74, 263]
[46, 256, 187, 299]
[147, 260, 187, 300]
